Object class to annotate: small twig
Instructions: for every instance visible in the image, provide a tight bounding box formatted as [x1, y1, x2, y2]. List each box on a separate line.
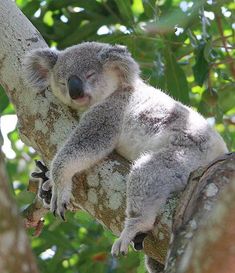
[210, 58, 235, 67]
[212, 34, 234, 43]
[212, 45, 235, 49]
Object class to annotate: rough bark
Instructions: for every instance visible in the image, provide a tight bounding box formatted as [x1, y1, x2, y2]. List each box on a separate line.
[165, 152, 235, 273]
[0, 129, 39, 273]
[0, 0, 174, 264]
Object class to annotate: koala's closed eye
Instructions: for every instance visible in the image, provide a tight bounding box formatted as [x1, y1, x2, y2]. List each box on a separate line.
[86, 71, 96, 79]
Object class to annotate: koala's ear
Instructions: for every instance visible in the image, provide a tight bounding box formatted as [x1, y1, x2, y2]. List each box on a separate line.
[23, 48, 58, 90]
[98, 44, 140, 83]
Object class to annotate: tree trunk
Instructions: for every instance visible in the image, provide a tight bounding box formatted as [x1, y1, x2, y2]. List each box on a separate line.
[0, 129, 39, 273]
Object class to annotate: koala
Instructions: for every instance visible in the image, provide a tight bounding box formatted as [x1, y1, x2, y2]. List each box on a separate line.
[23, 42, 228, 272]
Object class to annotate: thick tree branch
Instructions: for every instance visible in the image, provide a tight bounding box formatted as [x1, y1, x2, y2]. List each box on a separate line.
[0, 0, 174, 264]
[165, 152, 235, 273]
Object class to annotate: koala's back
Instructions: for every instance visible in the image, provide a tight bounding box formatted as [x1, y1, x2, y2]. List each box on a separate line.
[116, 82, 228, 164]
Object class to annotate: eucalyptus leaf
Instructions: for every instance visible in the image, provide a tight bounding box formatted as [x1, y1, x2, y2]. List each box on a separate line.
[193, 41, 209, 86]
[114, 0, 134, 25]
[218, 83, 235, 113]
[164, 46, 189, 104]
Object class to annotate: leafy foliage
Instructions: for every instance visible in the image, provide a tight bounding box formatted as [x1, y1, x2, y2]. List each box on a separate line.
[0, 0, 234, 272]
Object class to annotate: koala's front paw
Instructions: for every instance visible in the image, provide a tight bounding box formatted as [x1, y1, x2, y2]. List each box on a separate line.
[50, 183, 71, 221]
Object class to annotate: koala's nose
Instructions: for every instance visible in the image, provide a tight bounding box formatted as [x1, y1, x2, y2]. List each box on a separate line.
[68, 75, 84, 99]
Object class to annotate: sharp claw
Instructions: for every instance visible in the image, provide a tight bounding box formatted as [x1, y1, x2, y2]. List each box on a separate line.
[60, 211, 66, 221]
[35, 160, 48, 172]
[31, 171, 40, 178]
[63, 203, 68, 210]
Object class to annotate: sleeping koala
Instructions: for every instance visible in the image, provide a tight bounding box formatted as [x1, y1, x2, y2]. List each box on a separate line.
[23, 42, 228, 271]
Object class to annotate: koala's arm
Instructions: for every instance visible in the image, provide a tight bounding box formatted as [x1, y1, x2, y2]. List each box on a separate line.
[50, 93, 127, 216]
[52, 96, 125, 181]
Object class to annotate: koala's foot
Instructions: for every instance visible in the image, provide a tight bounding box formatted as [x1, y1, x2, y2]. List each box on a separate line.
[50, 183, 71, 221]
[31, 160, 52, 207]
[111, 217, 152, 256]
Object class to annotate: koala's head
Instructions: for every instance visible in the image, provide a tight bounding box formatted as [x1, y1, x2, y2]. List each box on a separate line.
[23, 42, 140, 109]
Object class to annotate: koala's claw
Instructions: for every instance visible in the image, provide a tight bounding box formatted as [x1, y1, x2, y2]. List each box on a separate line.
[53, 210, 57, 217]
[50, 185, 70, 221]
[60, 208, 66, 221]
[32, 160, 52, 205]
[32, 160, 49, 179]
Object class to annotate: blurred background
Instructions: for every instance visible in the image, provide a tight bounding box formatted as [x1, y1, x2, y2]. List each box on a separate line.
[0, 0, 234, 272]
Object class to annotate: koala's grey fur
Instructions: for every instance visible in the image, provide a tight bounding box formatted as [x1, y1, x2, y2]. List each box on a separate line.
[23, 42, 228, 273]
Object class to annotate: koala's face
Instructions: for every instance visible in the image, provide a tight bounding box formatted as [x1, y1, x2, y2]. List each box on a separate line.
[23, 42, 139, 110]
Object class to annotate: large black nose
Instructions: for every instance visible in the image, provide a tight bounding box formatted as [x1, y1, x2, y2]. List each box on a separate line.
[68, 75, 84, 99]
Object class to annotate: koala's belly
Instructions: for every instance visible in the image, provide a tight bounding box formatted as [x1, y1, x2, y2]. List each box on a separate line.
[116, 127, 171, 161]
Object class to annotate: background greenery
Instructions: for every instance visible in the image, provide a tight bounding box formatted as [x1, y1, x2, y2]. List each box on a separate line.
[0, 0, 234, 272]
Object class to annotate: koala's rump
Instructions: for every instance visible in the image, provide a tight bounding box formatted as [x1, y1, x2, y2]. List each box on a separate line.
[116, 87, 227, 163]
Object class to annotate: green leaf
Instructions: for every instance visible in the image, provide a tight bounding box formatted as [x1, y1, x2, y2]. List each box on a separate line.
[164, 46, 189, 104]
[202, 88, 218, 107]
[145, 0, 204, 35]
[59, 17, 114, 48]
[48, 0, 103, 13]
[114, 0, 133, 25]
[203, 39, 212, 62]
[21, 1, 40, 17]
[132, 0, 144, 16]
[218, 83, 235, 113]
[43, 11, 54, 26]
[0, 85, 9, 113]
[142, 0, 157, 18]
[16, 190, 35, 206]
[2, 103, 15, 115]
[192, 41, 209, 86]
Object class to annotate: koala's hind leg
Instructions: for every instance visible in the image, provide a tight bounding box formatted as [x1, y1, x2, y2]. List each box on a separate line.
[111, 150, 191, 256]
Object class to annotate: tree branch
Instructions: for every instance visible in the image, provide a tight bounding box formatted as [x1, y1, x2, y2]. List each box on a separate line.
[165, 152, 235, 273]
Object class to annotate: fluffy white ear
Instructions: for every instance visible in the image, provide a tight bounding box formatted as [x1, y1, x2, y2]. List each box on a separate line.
[23, 48, 58, 90]
[98, 44, 140, 84]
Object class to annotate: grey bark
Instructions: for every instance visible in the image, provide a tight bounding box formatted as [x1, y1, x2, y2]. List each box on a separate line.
[165, 153, 235, 273]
